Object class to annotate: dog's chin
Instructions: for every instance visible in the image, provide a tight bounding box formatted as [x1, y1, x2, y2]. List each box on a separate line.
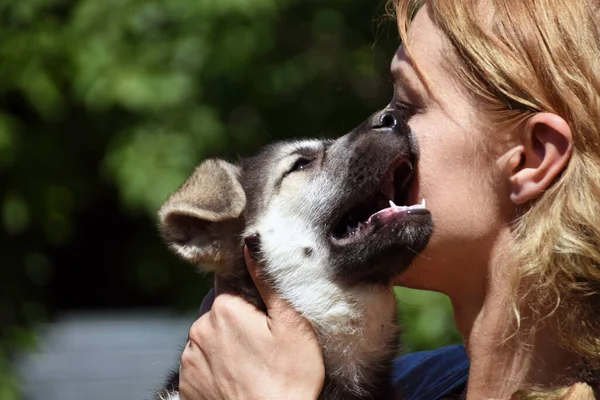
[328, 211, 433, 286]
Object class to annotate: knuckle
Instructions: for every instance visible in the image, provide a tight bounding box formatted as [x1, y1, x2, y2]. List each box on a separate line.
[180, 343, 197, 369]
[188, 316, 209, 344]
[211, 295, 237, 319]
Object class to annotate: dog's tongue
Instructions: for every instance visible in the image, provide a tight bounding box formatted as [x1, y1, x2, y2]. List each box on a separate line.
[368, 199, 427, 227]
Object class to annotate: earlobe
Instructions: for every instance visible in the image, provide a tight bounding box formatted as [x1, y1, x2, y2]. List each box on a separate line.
[509, 113, 573, 205]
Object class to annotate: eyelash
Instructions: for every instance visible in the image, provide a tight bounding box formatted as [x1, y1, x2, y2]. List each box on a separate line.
[283, 157, 315, 178]
[392, 100, 417, 120]
[290, 158, 313, 172]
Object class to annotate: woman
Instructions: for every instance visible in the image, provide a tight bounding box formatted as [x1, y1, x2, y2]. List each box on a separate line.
[177, 0, 600, 398]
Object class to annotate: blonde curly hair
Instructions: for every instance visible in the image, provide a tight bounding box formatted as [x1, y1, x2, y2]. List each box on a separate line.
[390, 0, 600, 398]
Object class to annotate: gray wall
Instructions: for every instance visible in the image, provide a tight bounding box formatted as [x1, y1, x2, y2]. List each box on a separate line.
[16, 311, 194, 400]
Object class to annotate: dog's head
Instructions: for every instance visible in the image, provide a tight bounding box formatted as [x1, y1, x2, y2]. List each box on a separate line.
[159, 109, 433, 286]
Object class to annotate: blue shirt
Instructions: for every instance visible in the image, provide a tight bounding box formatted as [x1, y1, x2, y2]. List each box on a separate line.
[393, 344, 470, 399]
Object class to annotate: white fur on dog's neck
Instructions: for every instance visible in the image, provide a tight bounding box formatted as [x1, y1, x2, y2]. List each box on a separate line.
[158, 393, 180, 400]
[251, 194, 399, 397]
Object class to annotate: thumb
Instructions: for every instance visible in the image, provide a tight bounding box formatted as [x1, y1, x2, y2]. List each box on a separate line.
[243, 244, 308, 330]
[243, 245, 282, 312]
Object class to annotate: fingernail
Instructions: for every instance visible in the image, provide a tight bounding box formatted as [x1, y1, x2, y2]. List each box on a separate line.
[244, 233, 261, 256]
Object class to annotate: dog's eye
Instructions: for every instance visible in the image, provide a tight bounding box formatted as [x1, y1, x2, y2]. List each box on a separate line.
[289, 158, 314, 173]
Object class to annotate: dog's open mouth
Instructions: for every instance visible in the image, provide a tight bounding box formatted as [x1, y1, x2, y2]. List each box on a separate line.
[331, 157, 429, 244]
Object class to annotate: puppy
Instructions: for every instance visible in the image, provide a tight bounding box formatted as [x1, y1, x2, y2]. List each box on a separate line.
[156, 109, 433, 399]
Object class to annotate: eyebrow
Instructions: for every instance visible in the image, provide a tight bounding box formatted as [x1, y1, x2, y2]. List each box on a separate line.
[275, 141, 323, 165]
[288, 142, 322, 158]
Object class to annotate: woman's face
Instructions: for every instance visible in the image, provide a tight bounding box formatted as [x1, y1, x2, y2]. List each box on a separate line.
[391, 7, 514, 297]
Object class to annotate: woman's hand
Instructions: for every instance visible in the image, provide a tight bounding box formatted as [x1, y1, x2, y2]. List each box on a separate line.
[178, 247, 325, 400]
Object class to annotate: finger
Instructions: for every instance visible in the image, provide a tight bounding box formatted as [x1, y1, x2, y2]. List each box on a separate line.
[243, 245, 274, 307]
[186, 314, 223, 373]
[180, 339, 211, 397]
[179, 340, 213, 400]
[187, 316, 211, 357]
[244, 246, 308, 329]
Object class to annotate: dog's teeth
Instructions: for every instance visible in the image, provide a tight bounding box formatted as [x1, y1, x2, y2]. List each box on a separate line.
[406, 199, 427, 210]
[389, 200, 397, 209]
[346, 225, 352, 234]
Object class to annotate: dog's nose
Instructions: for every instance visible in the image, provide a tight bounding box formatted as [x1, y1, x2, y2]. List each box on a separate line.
[371, 110, 398, 130]
[370, 109, 412, 137]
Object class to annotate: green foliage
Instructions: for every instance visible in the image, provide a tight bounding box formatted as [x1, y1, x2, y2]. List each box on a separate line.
[0, 0, 461, 395]
[396, 288, 462, 353]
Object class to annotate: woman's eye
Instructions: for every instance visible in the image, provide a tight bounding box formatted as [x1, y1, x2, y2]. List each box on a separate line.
[289, 158, 314, 173]
[393, 100, 416, 120]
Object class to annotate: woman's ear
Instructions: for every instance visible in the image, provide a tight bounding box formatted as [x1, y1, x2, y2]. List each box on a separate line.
[507, 113, 573, 205]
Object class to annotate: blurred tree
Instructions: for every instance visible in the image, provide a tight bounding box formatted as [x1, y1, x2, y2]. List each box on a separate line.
[0, 0, 460, 396]
[395, 288, 462, 353]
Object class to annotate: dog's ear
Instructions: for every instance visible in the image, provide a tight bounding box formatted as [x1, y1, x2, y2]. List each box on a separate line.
[158, 159, 246, 272]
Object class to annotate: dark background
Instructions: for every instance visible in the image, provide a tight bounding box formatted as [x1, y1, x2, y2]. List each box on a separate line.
[0, 0, 460, 396]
